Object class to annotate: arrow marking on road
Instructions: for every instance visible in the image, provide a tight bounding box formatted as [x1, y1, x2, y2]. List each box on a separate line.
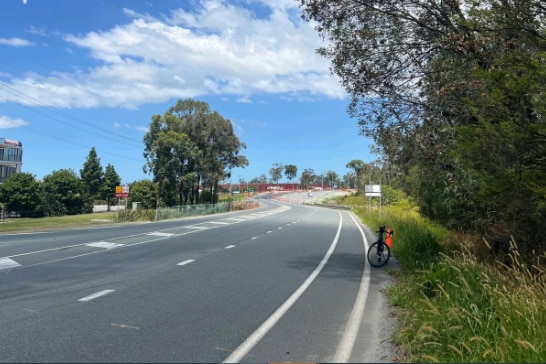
[0, 257, 21, 270]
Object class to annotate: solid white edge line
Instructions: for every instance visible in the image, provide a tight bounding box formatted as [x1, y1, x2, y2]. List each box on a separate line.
[78, 289, 115, 302]
[333, 212, 371, 362]
[222, 211, 343, 363]
[177, 259, 196, 266]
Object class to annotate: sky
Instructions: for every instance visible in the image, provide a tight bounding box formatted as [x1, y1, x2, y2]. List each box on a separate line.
[0, 0, 376, 185]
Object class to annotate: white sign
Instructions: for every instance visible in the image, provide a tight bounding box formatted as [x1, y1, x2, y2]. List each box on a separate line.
[365, 184, 381, 197]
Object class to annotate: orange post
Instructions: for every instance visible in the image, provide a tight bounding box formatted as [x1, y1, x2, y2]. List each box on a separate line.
[386, 228, 393, 248]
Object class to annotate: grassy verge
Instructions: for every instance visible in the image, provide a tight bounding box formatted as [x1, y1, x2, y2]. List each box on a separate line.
[0, 212, 118, 233]
[334, 194, 546, 362]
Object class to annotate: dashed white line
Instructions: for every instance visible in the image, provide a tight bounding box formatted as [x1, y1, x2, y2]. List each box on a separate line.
[207, 221, 230, 225]
[146, 232, 175, 237]
[86, 242, 125, 249]
[225, 245, 236, 249]
[266, 231, 273, 234]
[185, 226, 208, 230]
[177, 259, 196, 266]
[78, 290, 115, 302]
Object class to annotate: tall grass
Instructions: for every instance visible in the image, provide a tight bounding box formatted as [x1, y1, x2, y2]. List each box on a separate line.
[335, 194, 546, 362]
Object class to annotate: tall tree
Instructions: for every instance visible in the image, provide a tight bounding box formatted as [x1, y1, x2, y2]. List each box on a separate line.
[301, 0, 546, 258]
[269, 163, 283, 185]
[300, 168, 316, 190]
[346, 159, 365, 192]
[284, 164, 298, 187]
[80, 147, 103, 201]
[101, 163, 121, 211]
[0, 172, 43, 217]
[144, 99, 247, 207]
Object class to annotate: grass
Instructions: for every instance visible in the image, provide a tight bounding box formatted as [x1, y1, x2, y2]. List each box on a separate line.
[0, 211, 119, 233]
[333, 193, 546, 362]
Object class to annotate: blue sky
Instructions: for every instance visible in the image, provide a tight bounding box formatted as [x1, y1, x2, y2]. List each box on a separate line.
[0, 0, 376, 185]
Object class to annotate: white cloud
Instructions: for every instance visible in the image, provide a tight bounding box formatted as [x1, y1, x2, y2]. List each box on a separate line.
[0, 0, 345, 109]
[0, 115, 29, 129]
[0, 37, 35, 47]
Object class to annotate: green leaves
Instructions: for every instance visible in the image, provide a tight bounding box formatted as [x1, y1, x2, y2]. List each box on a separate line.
[0, 172, 43, 217]
[143, 98, 247, 205]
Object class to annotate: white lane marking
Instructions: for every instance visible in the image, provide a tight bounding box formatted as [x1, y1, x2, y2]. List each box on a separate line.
[226, 218, 245, 222]
[251, 237, 258, 240]
[0, 244, 12, 247]
[0, 231, 51, 236]
[0, 257, 22, 270]
[177, 259, 195, 266]
[225, 245, 236, 249]
[266, 231, 273, 234]
[185, 226, 208, 230]
[333, 213, 371, 362]
[222, 211, 343, 363]
[86, 242, 125, 249]
[78, 290, 115, 302]
[146, 232, 174, 237]
[208, 221, 230, 225]
[277, 227, 283, 230]
[7, 243, 88, 258]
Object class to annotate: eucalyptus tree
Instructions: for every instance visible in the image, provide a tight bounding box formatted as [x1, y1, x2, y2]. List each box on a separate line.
[284, 164, 298, 187]
[144, 99, 247, 206]
[301, 0, 546, 256]
[346, 159, 365, 192]
[250, 174, 268, 184]
[269, 163, 283, 185]
[300, 168, 316, 190]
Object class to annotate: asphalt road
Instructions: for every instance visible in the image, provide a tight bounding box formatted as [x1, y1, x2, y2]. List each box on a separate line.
[0, 198, 397, 363]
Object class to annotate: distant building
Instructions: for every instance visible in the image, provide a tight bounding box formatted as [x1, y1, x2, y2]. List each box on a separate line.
[0, 137, 23, 182]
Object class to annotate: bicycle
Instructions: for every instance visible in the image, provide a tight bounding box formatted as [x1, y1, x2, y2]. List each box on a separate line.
[367, 226, 393, 267]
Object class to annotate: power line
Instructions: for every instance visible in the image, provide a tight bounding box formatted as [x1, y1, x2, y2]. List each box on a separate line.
[22, 123, 143, 163]
[0, 80, 144, 147]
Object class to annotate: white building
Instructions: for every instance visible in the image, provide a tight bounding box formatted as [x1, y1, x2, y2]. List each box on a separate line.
[0, 137, 23, 182]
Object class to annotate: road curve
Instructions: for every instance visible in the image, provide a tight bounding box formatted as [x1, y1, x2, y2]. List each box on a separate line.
[0, 199, 396, 362]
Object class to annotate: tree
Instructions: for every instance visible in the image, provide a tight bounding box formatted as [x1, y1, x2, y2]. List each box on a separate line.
[127, 179, 158, 210]
[284, 164, 298, 188]
[250, 174, 268, 184]
[101, 164, 121, 211]
[80, 147, 103, 201]
[42, 169, 90, 216]
[269, 163, 283, 185]
[0, 172, 43, 217]
[324, 170, 339, 190]
[346, 159, 365, 192]
[300, 168, 315, 190]
[301, 0, 546, 258]
[144, 99, 247, 207]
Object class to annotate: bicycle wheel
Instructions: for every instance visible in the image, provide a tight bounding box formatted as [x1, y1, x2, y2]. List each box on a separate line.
[367, 241, 391, 268]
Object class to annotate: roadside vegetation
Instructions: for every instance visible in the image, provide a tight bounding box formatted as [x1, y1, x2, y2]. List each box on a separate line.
[335, 193, 546, 362]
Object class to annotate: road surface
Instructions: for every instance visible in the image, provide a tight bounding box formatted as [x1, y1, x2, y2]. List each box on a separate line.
[0, 199, 398, 362]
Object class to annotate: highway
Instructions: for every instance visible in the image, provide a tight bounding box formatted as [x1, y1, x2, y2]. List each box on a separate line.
[0, 198, 393, 363]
